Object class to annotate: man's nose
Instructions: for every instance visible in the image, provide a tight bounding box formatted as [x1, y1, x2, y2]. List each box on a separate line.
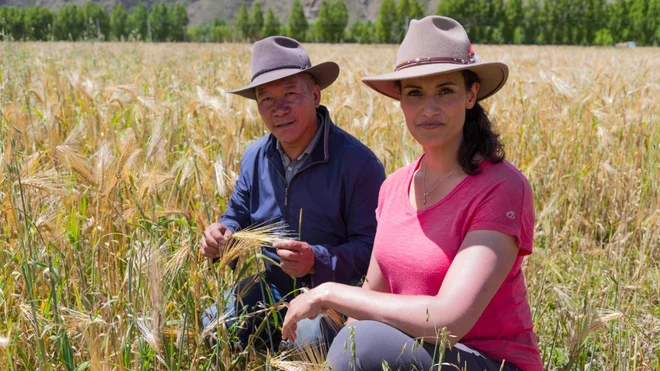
[272, 99, 289, 116]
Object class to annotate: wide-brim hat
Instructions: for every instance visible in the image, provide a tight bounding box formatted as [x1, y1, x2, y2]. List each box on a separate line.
[227, 36, 340, 100]
[362, 16, 508, 101]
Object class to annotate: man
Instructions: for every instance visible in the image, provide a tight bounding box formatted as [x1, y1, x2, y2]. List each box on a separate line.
[199, 36, 385, 350]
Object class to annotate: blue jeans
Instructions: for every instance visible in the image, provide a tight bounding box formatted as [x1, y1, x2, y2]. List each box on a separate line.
[200, 275, 337, 351]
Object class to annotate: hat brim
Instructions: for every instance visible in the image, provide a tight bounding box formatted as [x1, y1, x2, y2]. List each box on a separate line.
[227, 61, 340, 100]
[361, 62, 509, 101]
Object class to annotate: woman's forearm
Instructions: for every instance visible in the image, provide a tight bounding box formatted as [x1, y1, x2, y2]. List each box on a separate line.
[319, 282, 465, 342]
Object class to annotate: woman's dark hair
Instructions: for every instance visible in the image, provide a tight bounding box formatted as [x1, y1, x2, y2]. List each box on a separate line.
[459, 69, 505, 174]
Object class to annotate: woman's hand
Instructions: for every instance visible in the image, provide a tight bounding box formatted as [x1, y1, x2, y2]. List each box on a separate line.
[281, 284, 331, 343]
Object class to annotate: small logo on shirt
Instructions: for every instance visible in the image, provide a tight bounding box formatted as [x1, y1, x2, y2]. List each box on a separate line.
[506, 211, 516, 220]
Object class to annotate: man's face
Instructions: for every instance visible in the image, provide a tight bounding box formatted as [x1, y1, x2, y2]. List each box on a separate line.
[255, 73, 321, 147]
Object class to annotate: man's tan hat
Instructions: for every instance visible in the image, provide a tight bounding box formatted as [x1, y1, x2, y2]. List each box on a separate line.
[362, 16, 508, 101]
[227, 36, 340, 100]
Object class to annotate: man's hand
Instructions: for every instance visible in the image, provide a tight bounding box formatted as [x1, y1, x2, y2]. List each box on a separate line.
[274, 240, 315, 277]
[199, 223, 233, 258]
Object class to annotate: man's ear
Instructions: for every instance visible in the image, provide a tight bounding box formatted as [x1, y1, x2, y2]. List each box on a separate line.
[313, 84, 321, 108]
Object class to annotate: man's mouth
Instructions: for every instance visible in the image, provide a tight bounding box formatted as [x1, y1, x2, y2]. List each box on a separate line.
[275, 120, 295, 129]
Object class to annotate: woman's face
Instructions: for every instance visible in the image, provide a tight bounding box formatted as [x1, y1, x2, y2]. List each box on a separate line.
[399, 71, 479, 151]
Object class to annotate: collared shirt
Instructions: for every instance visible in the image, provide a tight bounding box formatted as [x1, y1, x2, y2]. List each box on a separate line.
[276, 115, 323, 184]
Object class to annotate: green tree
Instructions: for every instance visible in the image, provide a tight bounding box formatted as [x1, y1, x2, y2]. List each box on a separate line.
[24, 6, 54, 41]
[249, 1, 264, 40]
[503, 0, 523, 43]
[288, 0, 309, 41]
[187, 19, 231, 42]
[394, 0, 412, 42]
[169, 3, 189, 41]
[375, 0, 397, 43]
[489, 0, 505, 43]
[584, 0, 606, 44]
[471, 0, 492, 43]
[55, 4, 85, 40]
[110, 3, 129, 40]
[186, 23, 209, 42]
[211, 19, 232, 42]
[262, 8, 281, 38]
[594, 27, 614, 45]
[82, 2, 109, 40]
[312, 0, 332, 41]
[235, 3, 250, 40]
[522, 0, 541, 44]
[410, 0, 426, 21]
[0, 7, 26, 40]
[328, 0, 348, 42]
[128, 2, 149, 40]
[627, 0, 648, 44]
[649, 0, 660, 45]
[348, 20, 374, 43]
[150, 2, 170, 41]
[608, 0, 629, 43]
[537, 0, 557, 44]
[312, 0, 348, 42]
[436, 0, 473, 38]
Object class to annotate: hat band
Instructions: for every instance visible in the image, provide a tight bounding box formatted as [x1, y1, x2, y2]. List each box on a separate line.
[395, 56, 469, 72]
[251, 64, 311, 82]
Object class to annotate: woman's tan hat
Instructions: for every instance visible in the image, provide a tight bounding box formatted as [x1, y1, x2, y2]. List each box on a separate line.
[227, 36, 339, 100]
[362, 16, 508, 101]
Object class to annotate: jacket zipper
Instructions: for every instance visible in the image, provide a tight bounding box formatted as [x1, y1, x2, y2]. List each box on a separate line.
[267, 157, 290, 208]
[268, 157, 326, 209]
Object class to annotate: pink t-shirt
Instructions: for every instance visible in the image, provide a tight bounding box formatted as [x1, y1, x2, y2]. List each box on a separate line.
[373, 156, 542, 371]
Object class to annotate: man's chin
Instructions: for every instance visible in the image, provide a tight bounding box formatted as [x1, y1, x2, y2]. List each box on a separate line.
[273, 133, 302, 146]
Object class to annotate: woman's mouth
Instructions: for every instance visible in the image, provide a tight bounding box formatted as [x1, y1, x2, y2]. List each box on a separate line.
[418, 122, 445, 130]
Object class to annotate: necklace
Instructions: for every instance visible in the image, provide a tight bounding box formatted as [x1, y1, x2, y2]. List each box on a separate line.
[422, 159, 459, 205]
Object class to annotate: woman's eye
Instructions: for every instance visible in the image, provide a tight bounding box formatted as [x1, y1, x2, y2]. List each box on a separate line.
[439, 88, 454, 95]
[406, 90, 422, 97]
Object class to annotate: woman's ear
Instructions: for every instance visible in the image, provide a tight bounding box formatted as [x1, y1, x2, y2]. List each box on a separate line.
[466, 82, 480, 109]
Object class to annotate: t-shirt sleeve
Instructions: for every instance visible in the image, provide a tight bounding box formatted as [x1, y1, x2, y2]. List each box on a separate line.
[467, 176, 535, 255]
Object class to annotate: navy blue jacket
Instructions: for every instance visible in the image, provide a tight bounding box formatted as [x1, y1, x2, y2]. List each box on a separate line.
[220, 106, 386, 294]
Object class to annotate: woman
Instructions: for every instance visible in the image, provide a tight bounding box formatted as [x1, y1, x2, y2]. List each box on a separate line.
[281, 16, 542, 371]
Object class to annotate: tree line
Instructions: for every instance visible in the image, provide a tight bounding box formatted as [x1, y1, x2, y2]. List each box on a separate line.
[0, 2, 188, 41]
[1, 0, 659, 46]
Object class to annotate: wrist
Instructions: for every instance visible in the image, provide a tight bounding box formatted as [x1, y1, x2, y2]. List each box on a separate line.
[314, 282, 335, 307]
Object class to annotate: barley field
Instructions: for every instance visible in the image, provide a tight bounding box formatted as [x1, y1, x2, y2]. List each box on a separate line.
[0, 41, 658, 370]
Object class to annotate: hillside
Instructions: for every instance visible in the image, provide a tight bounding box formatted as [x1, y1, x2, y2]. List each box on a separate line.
[0, 0, 438, 26]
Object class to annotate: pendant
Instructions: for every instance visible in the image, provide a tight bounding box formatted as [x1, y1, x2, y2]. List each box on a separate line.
[423, 193, 427, 205]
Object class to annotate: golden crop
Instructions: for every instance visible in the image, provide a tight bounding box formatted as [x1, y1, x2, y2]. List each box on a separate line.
[0, 42, 658, 370]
